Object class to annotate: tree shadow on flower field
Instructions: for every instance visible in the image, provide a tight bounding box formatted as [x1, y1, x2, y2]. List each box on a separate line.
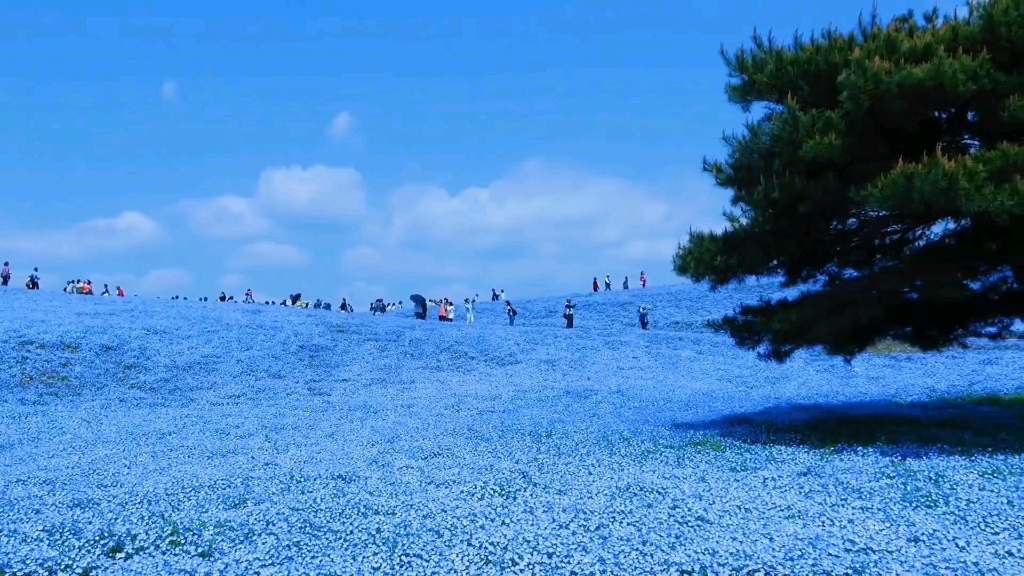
[677, 394, 1024, 457]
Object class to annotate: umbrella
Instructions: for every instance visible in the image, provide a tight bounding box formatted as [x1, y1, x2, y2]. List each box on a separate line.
[410, 294, 427, 319]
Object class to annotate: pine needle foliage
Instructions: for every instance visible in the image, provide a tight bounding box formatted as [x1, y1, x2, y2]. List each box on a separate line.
[675, 0, 1024, 361]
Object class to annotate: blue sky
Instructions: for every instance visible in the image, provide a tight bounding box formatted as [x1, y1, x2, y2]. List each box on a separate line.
[1, 0, 962, 306]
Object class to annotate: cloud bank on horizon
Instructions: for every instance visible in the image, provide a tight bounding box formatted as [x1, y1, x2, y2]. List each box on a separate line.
[0, 0, 962, 307]
[0, 151, 728, 305]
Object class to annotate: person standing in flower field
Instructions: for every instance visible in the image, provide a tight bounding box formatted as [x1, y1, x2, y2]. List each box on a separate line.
[506, 300, 517, 326]
[26, 267, 40, 290]
[640, 271, 646, 288]
[1, 261, 10, 286]
[563, 299, 577, 328]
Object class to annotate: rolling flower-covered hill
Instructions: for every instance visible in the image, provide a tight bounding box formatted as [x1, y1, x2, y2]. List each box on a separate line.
[1, 284, 1022, 574]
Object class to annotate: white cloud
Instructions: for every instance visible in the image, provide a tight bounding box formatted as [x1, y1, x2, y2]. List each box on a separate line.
[181, 195, 274, 239]
[328, 111, 353, 139]
[340, 160, 729, 298]
[218, 274, 246, 290]
[227, 241, 310, 269]
[0, 211, 164, 261]
[139, 267, 193, 294]
[381, 159, 724, 253]
[160, 80, 178, 102]
[256, 165, 366, 220]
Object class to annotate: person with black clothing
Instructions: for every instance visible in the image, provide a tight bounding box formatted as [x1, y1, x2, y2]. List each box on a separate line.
[506, 300, 517, 326]
[26, 268, 40, 290]
[638, 304, 650, 330]
[563, 299, 576, 328]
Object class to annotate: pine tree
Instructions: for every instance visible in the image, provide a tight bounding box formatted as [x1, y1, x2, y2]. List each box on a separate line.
[675, 0, 1024, 361]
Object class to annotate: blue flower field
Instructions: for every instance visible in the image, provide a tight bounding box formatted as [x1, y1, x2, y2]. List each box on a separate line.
[1, 284, 1022, 575]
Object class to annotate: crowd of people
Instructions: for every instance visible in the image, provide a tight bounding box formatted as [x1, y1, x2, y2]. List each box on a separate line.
[60, 279, 127, 297]
[2, 261, 654, 329]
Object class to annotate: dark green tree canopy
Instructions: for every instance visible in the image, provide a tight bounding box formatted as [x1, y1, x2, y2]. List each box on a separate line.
[675, 0, 1024, 361]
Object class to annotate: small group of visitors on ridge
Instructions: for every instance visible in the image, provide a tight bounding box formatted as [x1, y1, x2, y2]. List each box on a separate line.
[592, 271, 646, 292]
[1, 262, 40, 290]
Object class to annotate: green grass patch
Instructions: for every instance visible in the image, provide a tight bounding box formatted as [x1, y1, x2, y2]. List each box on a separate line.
[867, 339, 921, 354]
[687, 434, 729, 453]
[955, 393, 1024, 407]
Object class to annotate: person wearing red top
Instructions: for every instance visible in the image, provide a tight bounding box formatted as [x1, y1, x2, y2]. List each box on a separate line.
[116, 286, 125, 297]
[640, 271, 647, 288]
[592, 277, 599, 292]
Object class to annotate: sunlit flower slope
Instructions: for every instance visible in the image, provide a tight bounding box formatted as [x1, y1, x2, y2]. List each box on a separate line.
[1, 284, 1022, 575]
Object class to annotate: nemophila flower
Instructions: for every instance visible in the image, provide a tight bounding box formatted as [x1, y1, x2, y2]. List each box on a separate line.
[0, 285, 1022, 573]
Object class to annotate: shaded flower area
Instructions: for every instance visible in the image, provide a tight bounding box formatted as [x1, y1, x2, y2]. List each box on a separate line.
[0, 284, 1022, 574]
[684, 395, 1024, 457]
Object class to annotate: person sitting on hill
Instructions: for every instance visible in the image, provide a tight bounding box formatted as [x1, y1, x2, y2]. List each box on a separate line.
[116, 286, 125, 297]
[290, 293, 302, 306]
[506, 300, 517, 326]
[592, 277, 599, 292]
[563, 299, 576, 329]
[313, 299, 322, 309]
[322, 302, 332, 311]
[64, 280, 73, 294]
[27, 268, 41, 290]
[638, 304, 650, 330]
[0, 262, 10, 287]
[623, 276, 629, 290]
[604, 275, 611, 291]
[101, 284, 110, 296]
[82, 280, 93, 295]
[218, 292, 227, 302]
[226, 295, 235, 302]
